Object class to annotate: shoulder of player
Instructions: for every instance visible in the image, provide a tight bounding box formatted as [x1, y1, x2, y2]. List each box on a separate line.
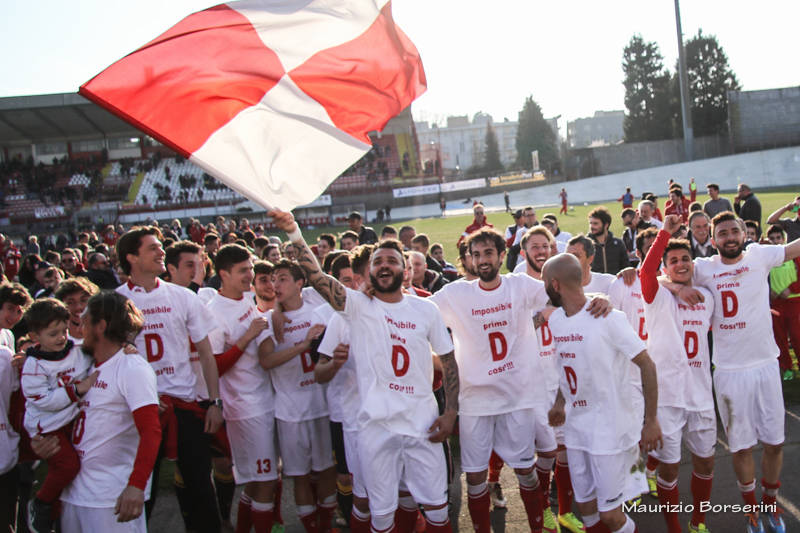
[113, 350, 156, 379]
[402, 292, 441, 314]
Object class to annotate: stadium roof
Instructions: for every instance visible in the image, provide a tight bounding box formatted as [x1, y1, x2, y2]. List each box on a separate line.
[0, 92, 141, 145]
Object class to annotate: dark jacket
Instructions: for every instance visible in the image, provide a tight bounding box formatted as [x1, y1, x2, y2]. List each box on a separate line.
[422, 269, 448, 294]
[357, 225, 378, 245]
[589, 231, 630, 275]
[734, 192, 762, 234]
[687, 231, 718, 259]
[83, 268, 120, 290]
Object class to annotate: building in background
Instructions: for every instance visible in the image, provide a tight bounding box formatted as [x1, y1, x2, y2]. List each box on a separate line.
[567, 110, 624, 148]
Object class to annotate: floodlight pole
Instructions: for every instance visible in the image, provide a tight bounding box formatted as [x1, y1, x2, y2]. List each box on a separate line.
[675, 0, 693, 160]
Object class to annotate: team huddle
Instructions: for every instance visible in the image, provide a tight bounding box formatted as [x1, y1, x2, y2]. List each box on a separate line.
[0, 199, 798, 533]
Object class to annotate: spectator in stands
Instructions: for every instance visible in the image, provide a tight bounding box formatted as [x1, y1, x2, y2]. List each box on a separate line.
[766, 195, 800, 243]
[617, 187, 634, 208]
[410, 233, 441, 272]
[703, 183, 733, 219]
[0, 235, 21, 282]
[398, 226, 416, 250]
[457, 203, 493, 248]
[429, 243, 458, 282]
[83, 252, 119, 290]
[170, 219, 183, 238]
[252, 237, 269, 259]
[734, 184, 762, 237]
[665, 187, 691, 224]
[188, 218, 206, 244]
[586, 206, 629, 275]
[317, 233, 336, 262]
[339, 231, 359, 252]
[687, 212, 716, 259]
[408, 251, 447, 294]
[345, 211, 378, 245]
[18, 254, 42, 290]
[380, 226, 398, 241]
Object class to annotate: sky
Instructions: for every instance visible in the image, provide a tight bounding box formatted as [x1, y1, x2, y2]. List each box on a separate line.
[1, 0, 798, 135]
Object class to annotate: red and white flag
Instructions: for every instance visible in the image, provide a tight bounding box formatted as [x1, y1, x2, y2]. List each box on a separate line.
[80, 0, 425, 209]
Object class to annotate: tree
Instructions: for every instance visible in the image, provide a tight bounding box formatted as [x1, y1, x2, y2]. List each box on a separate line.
[515, 96, 557, 171]
[483, 123, 503, 173]
[679, 30, 741, 136]
[622, 35, 676, 141]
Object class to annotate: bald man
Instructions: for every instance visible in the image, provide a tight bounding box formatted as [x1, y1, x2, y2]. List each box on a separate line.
[544, 254, 661, 533]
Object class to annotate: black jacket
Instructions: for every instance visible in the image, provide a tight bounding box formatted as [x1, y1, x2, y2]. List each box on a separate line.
[589, 231, 630, 275]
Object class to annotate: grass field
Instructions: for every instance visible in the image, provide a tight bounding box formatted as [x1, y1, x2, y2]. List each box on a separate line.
[295, 188, 800, 268]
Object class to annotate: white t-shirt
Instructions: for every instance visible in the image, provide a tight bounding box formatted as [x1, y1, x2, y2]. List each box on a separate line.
[61, 350, 159, 508]
[316, 313, 356, 429]
[0, 347, 20, 475]
[342, 290, 453, 437]
[206, 292, 274, 421]
[584, 272, 615, 295]
[607, 276, 647, 390]
[644, 285, 714, 411]
[117, 280, 214, 401]
[430, 274, 549, 415]
[267, 300, 328, 422]
[644, 217, 663, 229]
[549, 307, 646, 454]
[21, 344, 93, 435]
[693, 244, 786, 370]
[554, 231, 572, 244]
[0, 329, 14, 352]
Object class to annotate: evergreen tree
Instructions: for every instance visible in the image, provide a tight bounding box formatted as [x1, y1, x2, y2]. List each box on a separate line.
[679, 29, 741, 136]
[622, 35, 675, 141]
[483, 123, 503, 173]
[515, 96, 557, 171]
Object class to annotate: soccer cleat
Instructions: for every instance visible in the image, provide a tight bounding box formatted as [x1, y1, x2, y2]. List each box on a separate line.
[27, 498, 54, 533]
[646, 470, 658, 498]
[688, 521, 710, 533]
[764, 509, 786, 533]
[488, 481, 507, 508]
[557, 512, 585, 533]
[745, 513, 765, 533]
[782, 370, 794, 381]
[271, 522, 286, 533]
[542, 507, 560, 533]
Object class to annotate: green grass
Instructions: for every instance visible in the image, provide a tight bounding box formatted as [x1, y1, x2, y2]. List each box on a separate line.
[290, 188, 800, 266]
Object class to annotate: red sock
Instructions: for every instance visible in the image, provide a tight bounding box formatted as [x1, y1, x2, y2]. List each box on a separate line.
[351, 509, 371, 533]
[519, 482, 544, 533]
[555, 461, 573, 516]
[739, 480, 758, 508]
[488, 451, 504, 483]
[395, 506, 418, 533]
[236, 496, 253, 533]
[690, 472, 713, 526]
[467, 486, 491, 533]
[318, 501, 336, 533]
[300, 511, 319, 533]
[762, 478, 780, 508]
[251, 508, 274, 533]
[424, 516, 451, 533]
[274, 477, 284, 524]
[646, 455, 659, 472]
[586, 523, 611, 533]
[656, 478, 681, 533]
[535, 465, 552, 497]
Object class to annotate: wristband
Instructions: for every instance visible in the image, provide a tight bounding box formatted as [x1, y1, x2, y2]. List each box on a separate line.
[287, 227, 303, 242]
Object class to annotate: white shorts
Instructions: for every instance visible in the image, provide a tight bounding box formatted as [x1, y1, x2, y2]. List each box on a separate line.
[61, 502, 146, 533]
[277, 416, 335, 476]
[714, 360, 785, 452]
[460, 408, 554, 472]
[358, 423, 448, 516]
[227, 411, 279, 483]
[343, 429, 367, 499]
[651, 406, 716, 464]
[566, 446, 645, 513]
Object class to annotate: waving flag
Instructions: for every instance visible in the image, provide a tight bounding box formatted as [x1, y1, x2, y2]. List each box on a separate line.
[80, 0, 425, 209]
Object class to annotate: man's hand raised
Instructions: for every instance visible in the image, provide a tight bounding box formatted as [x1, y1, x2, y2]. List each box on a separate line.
[268, 209, 299, 235]
[663, 214, 682, 236]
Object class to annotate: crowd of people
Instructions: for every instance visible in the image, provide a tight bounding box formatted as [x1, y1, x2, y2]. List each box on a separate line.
[0, 180, 798, 533]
